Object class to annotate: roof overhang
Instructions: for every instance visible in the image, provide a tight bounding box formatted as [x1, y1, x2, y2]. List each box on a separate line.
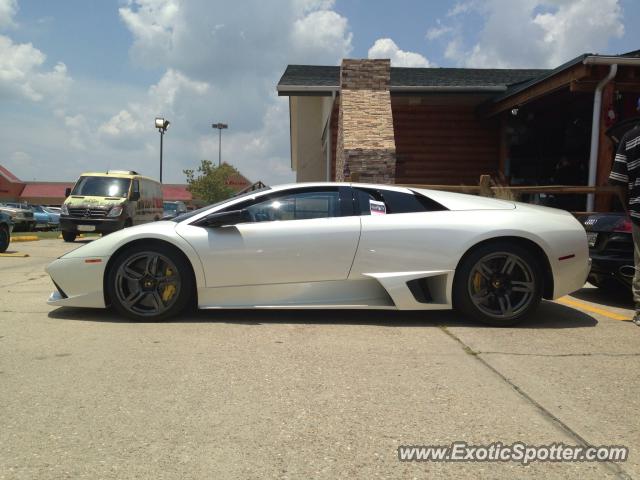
[277, 85, 339, 96]
[482, 55, 640, 117]
[278, 84, 509, 97]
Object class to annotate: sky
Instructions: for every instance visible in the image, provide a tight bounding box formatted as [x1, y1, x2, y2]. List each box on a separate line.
[1, 0, 639, 185]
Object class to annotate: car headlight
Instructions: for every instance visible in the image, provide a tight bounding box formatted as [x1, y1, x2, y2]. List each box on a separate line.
[61, 204, 69, 215]
[107, 206, 123, 217]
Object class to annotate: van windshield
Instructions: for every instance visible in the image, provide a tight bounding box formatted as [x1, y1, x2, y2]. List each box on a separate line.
[71, 176, 131, 198]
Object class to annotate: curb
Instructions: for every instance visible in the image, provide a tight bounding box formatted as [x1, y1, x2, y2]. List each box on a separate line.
[10, 236, 39, 242]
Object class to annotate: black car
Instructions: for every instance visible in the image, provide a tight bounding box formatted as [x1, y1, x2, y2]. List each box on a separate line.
[0, 211, 13, 253]
[582, 212, 634, 290]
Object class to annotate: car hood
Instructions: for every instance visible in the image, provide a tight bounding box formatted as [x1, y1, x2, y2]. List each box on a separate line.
[413, 188, 516, 210]
[64, 196, 127, 209]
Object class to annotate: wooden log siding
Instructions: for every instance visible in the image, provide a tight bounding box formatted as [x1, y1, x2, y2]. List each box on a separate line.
[392, 103, 501, 185]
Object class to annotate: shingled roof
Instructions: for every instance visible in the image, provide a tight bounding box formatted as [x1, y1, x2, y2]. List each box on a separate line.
[277, 65, 549, 94]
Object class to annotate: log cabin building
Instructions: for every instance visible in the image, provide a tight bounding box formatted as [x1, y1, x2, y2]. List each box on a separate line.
[277, 51, 640, 211]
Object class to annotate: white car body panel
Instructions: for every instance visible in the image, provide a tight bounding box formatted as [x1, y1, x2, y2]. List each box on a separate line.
[175, 216, 360, 287]
[45, 182, 589, 313]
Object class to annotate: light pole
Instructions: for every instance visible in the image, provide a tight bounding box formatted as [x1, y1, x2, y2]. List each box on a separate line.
[155, 117, 170, 182]
[212, 122, 228, 167]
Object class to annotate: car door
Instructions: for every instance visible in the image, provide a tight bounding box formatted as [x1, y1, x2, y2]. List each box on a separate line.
[177, 186, 361, 287]
[349, 186, 452, 276]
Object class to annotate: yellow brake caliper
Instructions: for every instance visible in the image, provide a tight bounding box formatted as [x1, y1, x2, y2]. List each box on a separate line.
[161, 267, 177, 302]
[473, 271, 483, 293]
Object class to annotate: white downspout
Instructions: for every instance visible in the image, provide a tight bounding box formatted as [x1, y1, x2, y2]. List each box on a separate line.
[326, 90, 336, 181]
[587, 64, 617, 212]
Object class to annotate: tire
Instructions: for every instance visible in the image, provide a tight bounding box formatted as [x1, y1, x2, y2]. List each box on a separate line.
[453, 242, 543, 326]
[106, 243, 194, 321]
[0, 225, 9, 253]
[62, 231, 77, 242]
[124, 219, 133, 228]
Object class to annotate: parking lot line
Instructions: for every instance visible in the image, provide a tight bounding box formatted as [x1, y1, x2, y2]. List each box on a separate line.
[0, 251, 29, 257]
[556, 297, 630, 322]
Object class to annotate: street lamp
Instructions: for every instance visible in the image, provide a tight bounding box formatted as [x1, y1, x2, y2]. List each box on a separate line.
[211, 122, 228, 167]
[155, 117, 170, 183]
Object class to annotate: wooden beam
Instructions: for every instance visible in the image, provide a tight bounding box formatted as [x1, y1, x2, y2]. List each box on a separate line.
[571, 80, 640, 93]
[595, 81, 616, 212]
[485, 63, 590, 117]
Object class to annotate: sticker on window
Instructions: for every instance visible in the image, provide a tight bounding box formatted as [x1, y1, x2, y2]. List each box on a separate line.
[369, 199, 387, 215]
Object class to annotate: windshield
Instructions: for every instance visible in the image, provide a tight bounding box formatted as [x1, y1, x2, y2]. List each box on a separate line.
[164, 203, 178, 211]
[171, 187, 271, 222]
[71, 176, 131, 198]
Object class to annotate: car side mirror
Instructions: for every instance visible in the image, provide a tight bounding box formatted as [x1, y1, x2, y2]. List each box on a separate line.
[130, 191, 140, 201]
[201, 209, 251, 228]
[65, 187, 71, 197]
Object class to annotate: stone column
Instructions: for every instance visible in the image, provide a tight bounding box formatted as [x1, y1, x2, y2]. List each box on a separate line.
[335, 59, 396, 184]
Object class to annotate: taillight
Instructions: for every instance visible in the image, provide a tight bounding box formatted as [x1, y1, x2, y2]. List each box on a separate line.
[614, 217, 633, 233]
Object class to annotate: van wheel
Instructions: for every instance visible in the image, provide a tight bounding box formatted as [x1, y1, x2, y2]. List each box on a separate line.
[124, 219, 133, 228]
[0, 225, 9, 253]
[62, 231, 76, 242]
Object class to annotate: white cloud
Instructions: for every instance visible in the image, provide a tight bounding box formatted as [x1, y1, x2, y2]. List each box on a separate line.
[0, 34, 70, 101]
[442, 0, 624, 68]
[368, 38, 431, 67]
[0, 0, 17, 29]
[98, 68, 209, 150]
[426, 24, 452, 41]
[291, 10, 352, 60]
[447, 1, 477, 17]
[105, 0, 353, 184]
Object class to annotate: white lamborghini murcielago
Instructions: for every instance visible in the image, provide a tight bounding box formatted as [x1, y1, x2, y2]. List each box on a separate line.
[46, 183, 589, 326]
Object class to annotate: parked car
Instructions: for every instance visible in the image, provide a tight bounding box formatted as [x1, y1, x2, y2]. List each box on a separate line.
[162, 201, 187, 219]
[0, 203, 35, 232]
[582, 212, 634, 291]
[60, 170, 163, 242]
[0, 211, 12, 252]
[46, 182, 589, 326]
[30, 205, 60, 230]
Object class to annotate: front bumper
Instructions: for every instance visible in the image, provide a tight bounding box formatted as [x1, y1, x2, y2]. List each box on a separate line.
[60, 216, 125, 234]
[45, 256, 107, 308]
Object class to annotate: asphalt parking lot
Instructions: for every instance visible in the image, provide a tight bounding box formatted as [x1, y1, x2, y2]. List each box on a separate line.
[1, 239, 639, 479]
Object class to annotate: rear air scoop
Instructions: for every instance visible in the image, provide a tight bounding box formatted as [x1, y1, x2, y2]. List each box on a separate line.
[412, 188, 516, 211]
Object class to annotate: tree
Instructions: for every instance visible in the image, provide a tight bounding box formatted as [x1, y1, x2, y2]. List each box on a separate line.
[183, 160, 240, 204]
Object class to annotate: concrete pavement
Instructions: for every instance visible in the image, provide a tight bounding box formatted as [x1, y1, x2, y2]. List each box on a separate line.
[0, 240, 638, 479]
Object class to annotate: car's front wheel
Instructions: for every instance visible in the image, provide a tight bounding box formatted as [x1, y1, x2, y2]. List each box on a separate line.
[106, 244, 193, 321]
[454, 242, 543, 326]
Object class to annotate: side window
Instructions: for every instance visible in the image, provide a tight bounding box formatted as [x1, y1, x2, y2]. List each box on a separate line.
[355, 188, 446, 215]
[245, 190, 341, 222]
[132, 179, 140, 198]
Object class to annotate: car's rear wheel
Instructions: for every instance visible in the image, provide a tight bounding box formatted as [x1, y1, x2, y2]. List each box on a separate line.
[62, 231, 76, 242]
[454, 242, 543, 326]
[0, 225, 9, 253]
[106, 244, 193, 321]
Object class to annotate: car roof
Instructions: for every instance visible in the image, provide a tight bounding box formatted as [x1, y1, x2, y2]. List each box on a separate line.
[78, 172, 159, 182]
[268, 182, 413, 193]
